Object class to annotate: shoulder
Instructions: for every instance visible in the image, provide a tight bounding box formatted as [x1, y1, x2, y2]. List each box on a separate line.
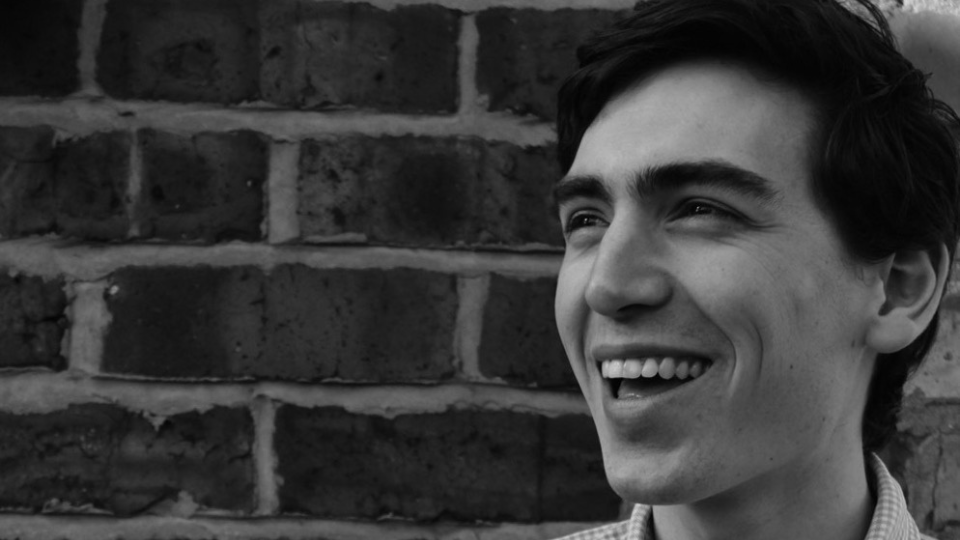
[553, 520, 631, 540]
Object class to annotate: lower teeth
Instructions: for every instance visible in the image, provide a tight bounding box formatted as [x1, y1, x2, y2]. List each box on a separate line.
[615, 377, 688, 398]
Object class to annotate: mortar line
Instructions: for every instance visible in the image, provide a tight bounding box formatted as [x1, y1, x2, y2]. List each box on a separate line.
[295, 0, 634, 11]
[75, 0, 108, 97]
[64, 280, 110, 375]
[126, 129, 143, 238]
[0, 374, 588, 418]
[252, 397, 280, 516]
[0, 239, 562, 281]
[0, 98, 556, 146]
[455, 274, 491, 381]
[0, 514, 604, 540]
[457, 14, 483, 117]
[266, 141, 302, 244]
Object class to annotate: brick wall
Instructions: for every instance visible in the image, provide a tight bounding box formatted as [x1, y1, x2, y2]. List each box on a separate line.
[0, 0, 957, 539]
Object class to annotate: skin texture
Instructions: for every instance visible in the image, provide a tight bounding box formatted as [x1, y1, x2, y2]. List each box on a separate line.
[553, 60, 886, 540]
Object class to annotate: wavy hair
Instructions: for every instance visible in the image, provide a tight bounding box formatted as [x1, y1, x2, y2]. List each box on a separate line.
[557, 0, 960, 451]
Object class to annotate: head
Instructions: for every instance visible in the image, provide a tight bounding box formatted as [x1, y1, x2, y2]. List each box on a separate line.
[554, 0, 960, 504]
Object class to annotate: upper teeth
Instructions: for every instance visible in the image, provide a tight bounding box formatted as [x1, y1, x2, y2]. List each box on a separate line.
[600, 357, 710, 380]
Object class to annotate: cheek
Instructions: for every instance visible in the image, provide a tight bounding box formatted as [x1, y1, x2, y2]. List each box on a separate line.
[555, 259, 587, 355]
[681, 246, 864, 429]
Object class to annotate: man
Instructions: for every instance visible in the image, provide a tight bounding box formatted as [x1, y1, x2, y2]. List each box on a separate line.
[552, 1, 960, 539]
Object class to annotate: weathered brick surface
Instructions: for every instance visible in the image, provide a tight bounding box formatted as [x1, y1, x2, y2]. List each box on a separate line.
[102, 266, 264, 379]
[0, 274, 66, 370]
[138, 130, 267, 242]
[882, 397, 960, 536]
[275, 407, 618, 522]
[97, 0, 259, 103]
[0, 0, 81, 96]
[262, 265, 458, 381]
[541, 415, 620, 521]
[276, 407, 540, 521]
[299, 136, 562, 246]
[480, 274, 575, 388]
[476, 9, 627, 120]
[102, 265, 457, 382]
[0, 126, 57, 238]
[0, 404, 254, 515]
[54, 133, 131, 240]
[261, 1, 459, 113]
[891, 10, 960, 115]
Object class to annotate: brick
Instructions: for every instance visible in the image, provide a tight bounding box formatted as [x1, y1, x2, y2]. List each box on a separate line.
[0, 0, 81, 96]
[101, 265, 457, 382]
[476, 9, 627, 120]
[102, 266, 265, 378]
[97, 0, 259, 103]
[541, 415, 620, 521]
[0, 273, 66, 369]
[0, 404, 254, 515]
[480, 274, 575, 388]
[54, 133, 131, 240]
[936, 433, 960, 525]
[883, 397, 960, 532]
[260, 1, 459, 113]
[262, 265, 458, 382]
[298, 136, 562, 246]
[0, 126, 57, 237]
[275, 407, 541, 521]
[138, 130, 267, 242]
[891, 11, 960, 115]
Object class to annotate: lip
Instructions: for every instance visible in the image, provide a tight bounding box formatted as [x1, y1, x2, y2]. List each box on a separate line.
[589, 343, 714, 363]
[588, 344, 717, 427]
[599, 362, 715, 427]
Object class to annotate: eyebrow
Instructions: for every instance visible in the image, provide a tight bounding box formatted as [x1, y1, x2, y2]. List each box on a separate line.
[553, 159, 781, 209]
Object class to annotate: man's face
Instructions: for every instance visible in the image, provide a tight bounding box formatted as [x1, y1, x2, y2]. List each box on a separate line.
[554, 60, 879, 505]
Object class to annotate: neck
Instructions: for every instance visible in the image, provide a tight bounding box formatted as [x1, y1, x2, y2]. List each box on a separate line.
[650, 448, 874, 540]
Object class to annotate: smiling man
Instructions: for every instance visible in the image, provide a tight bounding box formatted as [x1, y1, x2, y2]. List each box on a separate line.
[552, 1, 960, 540]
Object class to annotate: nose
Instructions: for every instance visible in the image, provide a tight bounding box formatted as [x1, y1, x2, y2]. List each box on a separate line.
[583, 218, 673, 318]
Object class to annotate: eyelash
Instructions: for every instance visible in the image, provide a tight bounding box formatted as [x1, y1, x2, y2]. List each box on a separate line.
[563, 211, 604, 235]
[675, 200, 740, 221]
[562, 199, 742, 235]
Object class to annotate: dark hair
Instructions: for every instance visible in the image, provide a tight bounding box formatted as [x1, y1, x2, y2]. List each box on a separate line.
[557, 0, 960, 452]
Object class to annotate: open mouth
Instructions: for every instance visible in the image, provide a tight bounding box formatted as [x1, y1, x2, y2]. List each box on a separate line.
[599, 357, 712, 398]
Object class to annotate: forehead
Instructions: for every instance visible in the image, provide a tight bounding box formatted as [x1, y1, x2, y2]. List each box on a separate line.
[569, 60, 818, 200]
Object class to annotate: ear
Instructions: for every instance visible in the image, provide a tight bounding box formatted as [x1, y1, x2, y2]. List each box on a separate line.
[866, 244, 950, 354]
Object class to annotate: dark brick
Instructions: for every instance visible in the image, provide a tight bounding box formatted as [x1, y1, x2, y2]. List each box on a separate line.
[0, 273, 66, 370]
[480, 274, 575, 387]
[101, 265, 457, 382]
[275, 407, 540, 521]
[477, 9, 627, 120]
[260, 1, 459, 113]
[262, 265, 458, 382]
[881, 397, 960, 535]
[97, 0, 259, 103]
[0, 404, 254, 515]
[54, 132, 131, 240]
[298, 136, 562, 247]
[541, 415, 620, 521]
[0, 126, 57, 237]
[138, 130, 267, 242]
[102, 266, 265, 378]
[0, 0, 81, 96]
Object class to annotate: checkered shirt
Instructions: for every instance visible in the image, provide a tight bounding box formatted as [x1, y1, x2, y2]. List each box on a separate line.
[555, 454, 936, 540]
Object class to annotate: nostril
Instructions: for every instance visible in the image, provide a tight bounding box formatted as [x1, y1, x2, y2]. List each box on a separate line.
[585, 265, 673, 317]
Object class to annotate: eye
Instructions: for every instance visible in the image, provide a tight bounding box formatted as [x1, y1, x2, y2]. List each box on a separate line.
[675, 200, 740, 221]
[563, 210, 606, 235]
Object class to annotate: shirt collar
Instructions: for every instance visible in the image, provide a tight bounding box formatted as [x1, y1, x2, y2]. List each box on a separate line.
[627, 454, 923, 540]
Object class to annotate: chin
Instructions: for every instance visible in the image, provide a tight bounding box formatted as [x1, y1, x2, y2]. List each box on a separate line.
[602, 447, 715, 506]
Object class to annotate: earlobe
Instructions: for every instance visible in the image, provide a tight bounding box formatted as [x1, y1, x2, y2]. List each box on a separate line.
[866, 244, 949, 354]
